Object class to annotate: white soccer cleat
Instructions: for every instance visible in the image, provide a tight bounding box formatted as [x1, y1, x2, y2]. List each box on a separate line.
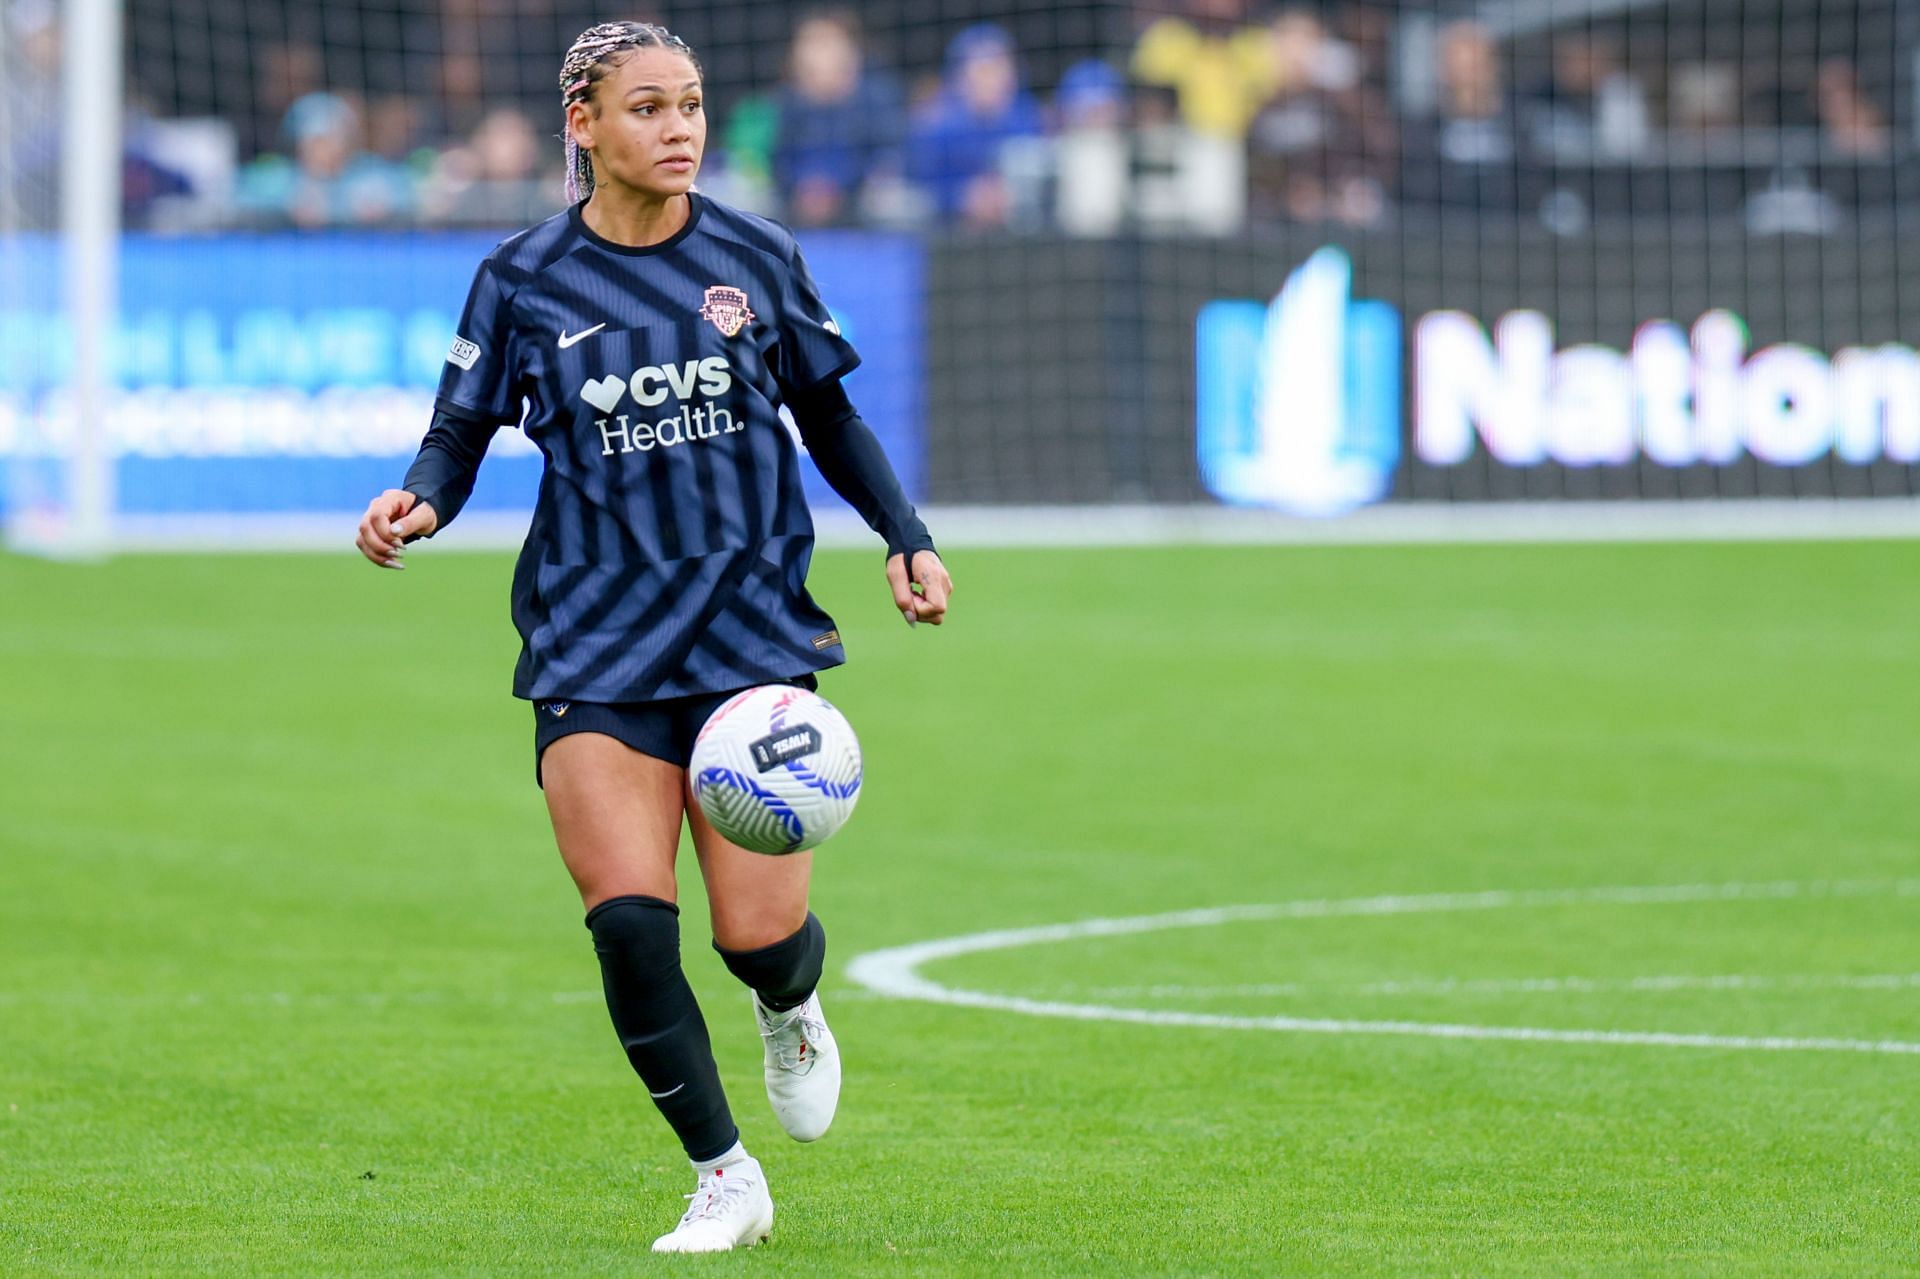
[755, 991, 841, 1142]
[649, 1157, 774, 1254]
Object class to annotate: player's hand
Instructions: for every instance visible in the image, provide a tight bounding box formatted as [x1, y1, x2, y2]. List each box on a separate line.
[886, 549, 952, 627]
[355, 489, 437, 570]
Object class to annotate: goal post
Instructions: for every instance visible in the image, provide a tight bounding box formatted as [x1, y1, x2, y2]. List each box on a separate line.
[3, 0, 119, 558]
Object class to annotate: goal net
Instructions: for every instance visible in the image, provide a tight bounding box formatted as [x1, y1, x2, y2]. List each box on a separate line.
[5, 0, 1915, 550]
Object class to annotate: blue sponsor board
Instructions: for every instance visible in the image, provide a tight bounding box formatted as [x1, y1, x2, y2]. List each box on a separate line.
[0, 229, 923, 520]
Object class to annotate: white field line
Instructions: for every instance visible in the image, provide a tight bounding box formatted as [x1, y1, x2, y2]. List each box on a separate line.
[0, 989, 609, 1009]
[101, 498, 1920, 553]
[1072, 973, 1920, 1000]
[843, 879, 1920, 1057]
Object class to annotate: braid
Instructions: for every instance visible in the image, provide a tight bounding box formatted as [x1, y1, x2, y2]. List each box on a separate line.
[559, 22, 703, 204]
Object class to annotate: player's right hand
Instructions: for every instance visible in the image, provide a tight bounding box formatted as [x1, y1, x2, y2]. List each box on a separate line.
[355, 489, 438, 570]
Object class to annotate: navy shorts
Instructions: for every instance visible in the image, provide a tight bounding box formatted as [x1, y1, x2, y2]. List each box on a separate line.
[531, 674, 818, 787]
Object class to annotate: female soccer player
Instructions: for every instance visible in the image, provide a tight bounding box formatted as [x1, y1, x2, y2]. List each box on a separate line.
[353, 21, 951, 1254]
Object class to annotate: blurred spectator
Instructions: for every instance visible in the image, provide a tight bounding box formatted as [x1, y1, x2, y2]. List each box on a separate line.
[435, 0, 612, 133]
[2, 0, 62, 224]
[1245, 8, 1396, 226]
[1814, 58, 1890, 157]
[120, 101, 198, 229]
[1668, 63, 1743, 135]
[905, 24, 1043, 227]
[1432, 21, 1514, 164]
[237, 92, 416, 227]
[1522, 33, 1650, 159]
[1052, 59, 1130, 235]
[713, 93, 782, 212]
[1399, 21, 1517, 212]
[1129, 0, 1275, 140]
[771, 10, 907, 227]
[1333, 2, 1394, 97]
[3, 2, 203, 229]
[423, 107, 559, 226]
[366, 95, 431, 170]
[246, 43, 327, 160]
[1128, 0, 1272, 234]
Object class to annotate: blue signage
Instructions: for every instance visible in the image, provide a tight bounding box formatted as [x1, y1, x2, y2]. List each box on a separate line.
[0, 228, 924, 521]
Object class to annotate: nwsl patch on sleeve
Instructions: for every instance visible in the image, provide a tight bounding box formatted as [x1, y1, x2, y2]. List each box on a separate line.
[446, 336, 481, 370]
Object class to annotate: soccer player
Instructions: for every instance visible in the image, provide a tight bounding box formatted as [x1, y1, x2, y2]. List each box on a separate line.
[352, 21, 952, 1254]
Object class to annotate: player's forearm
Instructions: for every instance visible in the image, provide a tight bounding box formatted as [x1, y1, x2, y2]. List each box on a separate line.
[788, 380, 934, 559]
[401, 404, 499, 536]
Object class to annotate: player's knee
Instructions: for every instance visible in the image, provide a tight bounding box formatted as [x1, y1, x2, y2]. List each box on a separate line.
[715, 910, 825, 1005]
[586, 894, 683, 980]
[710, 906, 808, 954]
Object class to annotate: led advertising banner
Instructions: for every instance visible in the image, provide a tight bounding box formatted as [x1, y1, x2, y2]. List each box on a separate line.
[1186, 229, 1920, 512]
[918, 230, 1920, 508]
[1199, 245, 1919, 515]
[1, 230, 924, 521]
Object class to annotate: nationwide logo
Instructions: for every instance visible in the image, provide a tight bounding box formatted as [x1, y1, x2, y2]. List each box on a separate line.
[1198, 246, 1920, 501]
[699, 285, 755, 338]
[1195, 246, 1401, 516]
[1415, 307, 1920, 469]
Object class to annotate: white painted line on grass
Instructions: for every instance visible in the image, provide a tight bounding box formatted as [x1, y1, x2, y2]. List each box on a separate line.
[1072, 973, 1920, 1000]
[844, 879, 1920, 1056]
[104, 499, 1920, 552]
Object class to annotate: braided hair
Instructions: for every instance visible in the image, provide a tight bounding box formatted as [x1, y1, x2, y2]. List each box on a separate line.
[559, 21, 703, 204]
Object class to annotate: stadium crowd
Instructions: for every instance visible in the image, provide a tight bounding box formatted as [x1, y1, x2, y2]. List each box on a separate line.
[4, 0, 1910, 235]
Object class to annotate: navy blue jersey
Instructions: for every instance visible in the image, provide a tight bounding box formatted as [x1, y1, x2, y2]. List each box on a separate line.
[438, 194, 865, 703]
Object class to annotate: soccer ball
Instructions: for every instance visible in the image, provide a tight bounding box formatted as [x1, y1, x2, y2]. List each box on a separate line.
[690, 685, 863, 855]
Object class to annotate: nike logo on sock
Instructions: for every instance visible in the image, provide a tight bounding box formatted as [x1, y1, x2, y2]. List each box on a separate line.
[649, 1083, 686, 1099]
[558, 323, 606, 349]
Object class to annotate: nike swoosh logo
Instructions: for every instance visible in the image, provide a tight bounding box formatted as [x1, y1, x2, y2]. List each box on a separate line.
[648, 1083, 686, 1099]
[557, 323, 606, 349]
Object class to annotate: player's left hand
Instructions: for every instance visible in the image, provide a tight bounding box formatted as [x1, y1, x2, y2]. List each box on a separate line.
[886, 550, 952, 627]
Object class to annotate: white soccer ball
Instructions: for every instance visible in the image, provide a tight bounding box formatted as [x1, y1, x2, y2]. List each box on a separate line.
[690, 685, 863, 855]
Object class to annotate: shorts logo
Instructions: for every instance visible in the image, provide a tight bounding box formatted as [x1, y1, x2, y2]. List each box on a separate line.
[699, 285, 755, 338]
[542, 701, 571, 718]
[447, 336, 481, 370]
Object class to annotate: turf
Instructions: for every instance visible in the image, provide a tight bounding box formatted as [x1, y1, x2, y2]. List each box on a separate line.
[1, 540, 1916, 1276]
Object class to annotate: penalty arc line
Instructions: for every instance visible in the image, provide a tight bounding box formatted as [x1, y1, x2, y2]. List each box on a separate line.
[843, 878, 1920, 1057]
[1069, 972, 1920, 999]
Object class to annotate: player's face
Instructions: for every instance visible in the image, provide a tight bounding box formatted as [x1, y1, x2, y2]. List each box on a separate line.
[574, 46, 705, 200]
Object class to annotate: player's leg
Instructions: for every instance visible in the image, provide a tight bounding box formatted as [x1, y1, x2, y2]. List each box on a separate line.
[688, 799, 841, 1142]
[541, 727, 772, 1251]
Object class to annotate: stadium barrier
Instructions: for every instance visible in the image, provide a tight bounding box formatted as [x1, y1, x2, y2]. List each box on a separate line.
[0, 230, 922, 523]
[925, 220, 1920, 511]
[6, 221, 1918, 533]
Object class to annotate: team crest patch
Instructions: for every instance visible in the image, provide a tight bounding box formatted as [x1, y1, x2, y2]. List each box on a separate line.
[699, 285, 755, 338]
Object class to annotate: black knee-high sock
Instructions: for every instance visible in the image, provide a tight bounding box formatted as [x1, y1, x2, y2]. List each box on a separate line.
[585, 895, 738, 1162]
[714, 912, 826, 1012]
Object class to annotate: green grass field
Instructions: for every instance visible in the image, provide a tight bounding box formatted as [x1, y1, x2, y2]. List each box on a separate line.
[2, 540, 1917, 1276]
